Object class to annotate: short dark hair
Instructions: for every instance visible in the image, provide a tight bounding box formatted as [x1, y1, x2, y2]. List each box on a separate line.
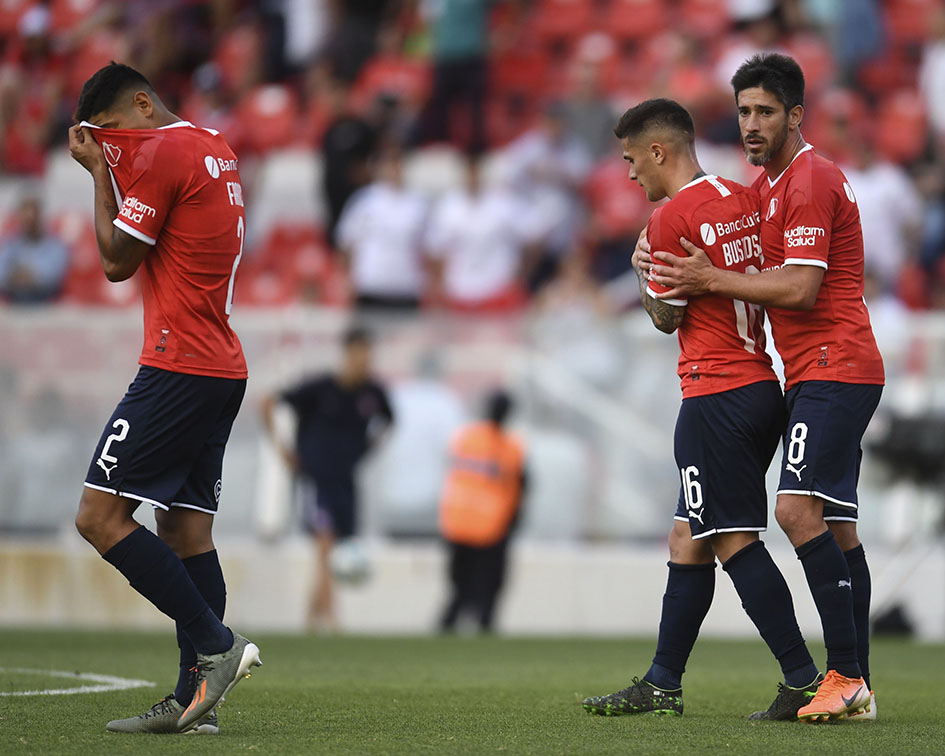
[730, 53, 805, 112]
[342, 325, 372, 347]
[484, 389, 514, 426]
[74, 62, 153, 122]
[613, 98, 695, 144]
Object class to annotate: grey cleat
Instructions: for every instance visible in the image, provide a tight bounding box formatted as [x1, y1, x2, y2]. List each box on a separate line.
[749, 674, 824, 721]
[177, 632, 262, 732]
[106, 693, 219, 734]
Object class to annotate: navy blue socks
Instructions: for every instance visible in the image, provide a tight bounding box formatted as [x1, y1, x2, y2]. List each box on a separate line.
[645, 561, 716, 691]
[795, 530, 861, 679]
[174, 550, 228, 705]
[102, 527, 233, 657]
[844, 544, 872, 690]
[722, 541, 819, 689]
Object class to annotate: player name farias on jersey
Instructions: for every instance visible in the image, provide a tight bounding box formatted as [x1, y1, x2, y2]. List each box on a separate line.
[647, 174, 777, 398]
[86, 120, 248, 380]
[752, 144, 883, 388]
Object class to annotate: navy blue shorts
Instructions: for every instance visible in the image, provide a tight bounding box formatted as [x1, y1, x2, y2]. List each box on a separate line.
[84, 366, 246, 513]
[778, 380, 883, 521]
[301, 475, 357, 538]
[673, 381, 784, 539]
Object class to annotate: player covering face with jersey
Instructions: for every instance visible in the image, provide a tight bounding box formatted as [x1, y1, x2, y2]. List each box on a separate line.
[70, 62, 260, 735]
[582, 98, 821, 721]
[644, 54, 883, 722]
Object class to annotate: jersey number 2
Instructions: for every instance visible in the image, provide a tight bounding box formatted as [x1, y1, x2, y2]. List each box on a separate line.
[225, 215, 245, 316]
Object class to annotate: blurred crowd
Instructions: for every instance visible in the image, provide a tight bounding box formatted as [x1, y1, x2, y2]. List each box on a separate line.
[1, 0, 945, 310]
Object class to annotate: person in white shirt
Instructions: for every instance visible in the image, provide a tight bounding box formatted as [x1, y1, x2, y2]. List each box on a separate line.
[504, 103, 592, 292]
[336, 146, 430, 310]
[425, 151, 539, 311]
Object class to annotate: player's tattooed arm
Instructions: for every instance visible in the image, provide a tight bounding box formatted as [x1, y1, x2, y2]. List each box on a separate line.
[632, 233, 685, 334]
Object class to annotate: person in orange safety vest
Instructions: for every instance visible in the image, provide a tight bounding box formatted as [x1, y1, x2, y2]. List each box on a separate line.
[439, 389, 527, 633]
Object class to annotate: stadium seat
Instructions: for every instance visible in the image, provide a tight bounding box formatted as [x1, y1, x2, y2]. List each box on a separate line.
[65, 31, 127, 100]
[603, 0, 667, 43]
[786, 33, 835, 95]
[0, 0, 30, 36]
[884, 0, 944, 46]
[874, 89, 929, 164]
[583, 158, 651, 239]
[351, 55, 431, 112]
[896, 260, 930, 309]
[50, 0, 100, 33]
[236, 84, 300, 154]
[678, 0, 730, 39]
[531, 0, 595, 48]
[213, 23, 262, 96]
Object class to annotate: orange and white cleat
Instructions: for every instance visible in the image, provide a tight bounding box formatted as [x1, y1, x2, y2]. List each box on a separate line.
[843, 690, 876, 721]
[797, 670, 871, 723]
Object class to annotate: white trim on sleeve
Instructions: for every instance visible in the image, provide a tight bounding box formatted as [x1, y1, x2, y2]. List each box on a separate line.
[647, 285, 687, 307]
[113, 219, 157, 246]
[783, 257, 828, 269]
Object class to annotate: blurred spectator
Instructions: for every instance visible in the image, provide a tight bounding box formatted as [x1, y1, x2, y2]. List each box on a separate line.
[0, 4, 64, 174]
[439, 389, 526, 633]
[417, 0, 493, 152]
[0, 196, 69, 304]
[326, 0, 402, 84]
[919, 8, 945, 143]
[321, 82, 406, 249]
[713, 5, 786, 89]
[505, 102, 592, 292]
[425, 150, 538, 311]
[262, 326, 394, 631]
[532, 250, 623, 389]
[561, 51, 617, 161]
[841, 129, 923, 294]
[802, 0, 884, 86]
[336, 146, 430, 310]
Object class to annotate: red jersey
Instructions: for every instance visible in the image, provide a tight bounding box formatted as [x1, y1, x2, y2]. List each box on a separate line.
[86, 121, 247, 379]
[647, 175, 777, 398]
[752, 145, 884, 389]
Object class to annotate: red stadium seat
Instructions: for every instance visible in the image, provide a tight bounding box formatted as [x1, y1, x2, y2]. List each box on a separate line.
[532, 0, 595, 47]
[786, 33, 835, 95]
[583, 158, 652, 239]
[884, 0, 944, 46]
[604, 0, 667, 43]
[351, 55, 431, 111]
[50, 0, 100, 33]
[874, 89, 929, 164]
[213, 23, 262, 96]
[896, 260, 930, 309]
[0, 0, 30, 36]
[678, 0, 730, 39]
[236, 84, 300, 154]
[65, 31, 126, 100]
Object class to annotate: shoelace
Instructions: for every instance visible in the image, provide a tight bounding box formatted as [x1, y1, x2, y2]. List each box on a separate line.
[141, 696, 177, 719]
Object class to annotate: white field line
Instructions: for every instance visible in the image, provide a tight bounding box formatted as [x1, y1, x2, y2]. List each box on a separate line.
[0, 667, 155, 696]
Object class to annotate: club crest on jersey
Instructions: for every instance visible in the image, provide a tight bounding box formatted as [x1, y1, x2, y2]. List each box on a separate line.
[766, 197, 778, 220]
[700, 222, 716, 246]
[103, 142, 121, 167]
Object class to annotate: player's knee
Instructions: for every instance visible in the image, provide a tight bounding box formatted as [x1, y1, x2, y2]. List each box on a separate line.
[75, 498, 104, 544]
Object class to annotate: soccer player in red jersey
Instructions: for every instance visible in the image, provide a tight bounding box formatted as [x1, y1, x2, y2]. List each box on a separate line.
[648, 54, 882, 721]
[583, 100, 820, 720]
[69, 63, 260, 734]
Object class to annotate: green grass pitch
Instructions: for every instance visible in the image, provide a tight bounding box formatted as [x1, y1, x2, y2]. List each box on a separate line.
[1, 630, 942, 755]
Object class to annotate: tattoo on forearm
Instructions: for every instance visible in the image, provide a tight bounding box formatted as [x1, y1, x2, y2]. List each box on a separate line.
[103, 197, 118, 221]
[636, 267, 684, 333]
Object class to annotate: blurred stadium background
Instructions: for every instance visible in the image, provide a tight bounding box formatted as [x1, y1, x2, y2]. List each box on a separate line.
[0, 0, 943, 641]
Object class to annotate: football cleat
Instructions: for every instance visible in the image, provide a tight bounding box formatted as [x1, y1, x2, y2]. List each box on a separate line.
[749, 673, 824, 720]
[178, 632, 262, 732]
[582, 677, 683, 716]
[797, 670, 871, 722]
[106, 694, 219, 734]
[842, 690, 876, 721]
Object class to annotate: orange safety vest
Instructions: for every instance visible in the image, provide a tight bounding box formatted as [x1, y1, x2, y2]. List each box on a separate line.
[439, 422, 525, 547]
